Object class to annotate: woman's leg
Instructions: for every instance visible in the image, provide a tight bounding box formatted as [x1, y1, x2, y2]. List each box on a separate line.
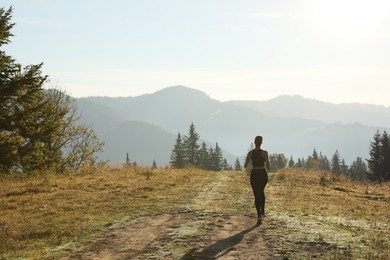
[258, 173, 268, 215]
[250, 173, 262, 217]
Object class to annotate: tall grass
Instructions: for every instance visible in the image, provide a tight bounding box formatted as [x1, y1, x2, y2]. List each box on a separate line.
[266, 168, 390, 259]
[0, 166, 216, 259]
[1, 166, 389, 259]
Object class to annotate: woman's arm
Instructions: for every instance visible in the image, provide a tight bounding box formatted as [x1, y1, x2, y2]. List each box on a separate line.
[244, 151, 252, 168]
[263, 151, 271, 170]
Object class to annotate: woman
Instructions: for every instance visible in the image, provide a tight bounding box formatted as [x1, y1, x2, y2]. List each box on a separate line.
[244, 135, 271, 224]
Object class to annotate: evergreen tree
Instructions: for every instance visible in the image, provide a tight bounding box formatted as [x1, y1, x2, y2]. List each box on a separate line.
[331, 150, 341, 174]
[340, 159, 348, 175]
[169, 133, 185, 169]
[0, 8, 103, 174]
[183, 122, 200, 167]
[349, 157, 367, 180]
[208, 146, 215, 169]
[319, 153, 331, 171]
[197, 142, 210, 169]
[288, 156, 295, 167]
[296, 158, 303, 168]
[234, 157, 242, 171]
[210, 142, 223, 171]
[269, 153, 287, 171]
[367, 130, 383, 181]
[312, 149, 319, 160]
[306, 148, 320, 169]
[152, 160, 157, 169]
[380, 131, 390, 181]
[222, 158, 232, 170]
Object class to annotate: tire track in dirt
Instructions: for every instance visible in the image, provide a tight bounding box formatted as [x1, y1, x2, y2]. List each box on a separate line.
[61, 172, 269, 259]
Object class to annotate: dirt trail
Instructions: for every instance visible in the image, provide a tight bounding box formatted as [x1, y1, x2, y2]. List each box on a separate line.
[185, 215, 267, 259]
[63, 173, 269, 259]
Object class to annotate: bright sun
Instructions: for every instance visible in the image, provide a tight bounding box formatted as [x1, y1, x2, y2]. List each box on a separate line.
[314, 0, 390, 38]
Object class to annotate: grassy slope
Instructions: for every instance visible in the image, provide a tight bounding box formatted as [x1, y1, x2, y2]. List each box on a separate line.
[0, 167, 389, 259]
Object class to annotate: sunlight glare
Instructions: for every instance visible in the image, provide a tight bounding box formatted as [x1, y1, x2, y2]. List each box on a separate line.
[315, 0, 390, 38]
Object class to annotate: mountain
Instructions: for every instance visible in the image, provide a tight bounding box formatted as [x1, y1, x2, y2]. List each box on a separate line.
[227, 95, 390, 128]
[99, 120, 237, 167]
[76, 86, 389, 165]
[83, 86, 221, 135]
[100, 120, 175, 166]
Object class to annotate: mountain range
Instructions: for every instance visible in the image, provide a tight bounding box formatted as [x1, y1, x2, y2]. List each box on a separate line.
[76, 85, 390, 167]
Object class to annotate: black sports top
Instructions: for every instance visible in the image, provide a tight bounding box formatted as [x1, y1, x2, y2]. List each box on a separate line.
[252, 149, 265, 167]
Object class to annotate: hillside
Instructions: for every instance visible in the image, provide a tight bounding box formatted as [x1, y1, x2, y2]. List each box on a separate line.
[77, 86, 389, 165]
[99, 120, 237, 166]
[1, 167, 389, 259]
[228, 95, 390, 128]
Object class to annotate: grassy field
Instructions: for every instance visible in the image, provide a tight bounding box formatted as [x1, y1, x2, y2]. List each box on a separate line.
[1, 166, 389, 259]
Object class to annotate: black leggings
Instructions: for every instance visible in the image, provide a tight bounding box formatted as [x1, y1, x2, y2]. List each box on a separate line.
[250, 169, 268, 217]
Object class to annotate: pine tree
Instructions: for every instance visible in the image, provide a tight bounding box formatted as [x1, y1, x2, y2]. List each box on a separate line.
[380, 131, 390, 181]
[367, 130, 383, 181]
[269, 153, 287, 171]
[331, 150, 341, 174]
[222, 158, 232, 170]
[0, 8, 103, 173]
[312, 149, 319, 160]
[319, 153, 331, 171]
[183, 122, 200, 167]
[340, 159, 348, 175]
[288, 156, 295, 167]
[152, 160, 157, 169]
[169, 133, 185, 169]
[210, 142, 223, 171]
[349, 157, 367, 180]
[234, 157, 242, 171]
[197, 142, 210, 169]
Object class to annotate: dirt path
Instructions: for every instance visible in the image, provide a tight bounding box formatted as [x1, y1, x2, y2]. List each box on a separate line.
[62, 173, 269, 259]
[184, 215, 268, 259]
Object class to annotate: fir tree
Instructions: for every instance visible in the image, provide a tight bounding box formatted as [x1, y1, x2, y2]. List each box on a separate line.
[197, 142, 210, 169]
[269, 153, 287, 171]
[367, 130, 383, 181]
[234, 157, 242, 171]
[169, 133, 185, 169]
[312, 148, 319, 160]
[288, 156, 295, 168]
[331, 150, 341, 174]
[349, 157, 367, 180]
[222, 158, 232, 170]
[210, 142, 223, 171]
[340, 159, 348, 175]
[0, 8, 103, 174]
[183, 122, 200, 167]
[152, 160, 157, 169]
[319, 153, 331, 171]
[380, 131, 390, 181]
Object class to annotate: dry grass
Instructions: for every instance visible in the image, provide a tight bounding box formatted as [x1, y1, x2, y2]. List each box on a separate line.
[1, 166, 389, 259]
[0, 166, 216, 259]
[265, 168, 390, 259]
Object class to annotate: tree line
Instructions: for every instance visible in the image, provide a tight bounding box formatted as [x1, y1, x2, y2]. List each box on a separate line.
[0, 7, 104, 174]
[276, 130, 390, 182]
[288, 149, 367, 180]
[169, 123, 232, 171]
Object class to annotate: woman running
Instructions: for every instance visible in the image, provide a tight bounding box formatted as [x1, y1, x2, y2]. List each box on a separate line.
[244, 135, 271, 224]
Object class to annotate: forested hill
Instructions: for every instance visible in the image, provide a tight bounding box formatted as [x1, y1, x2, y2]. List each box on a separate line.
[76, 86, 390, 166]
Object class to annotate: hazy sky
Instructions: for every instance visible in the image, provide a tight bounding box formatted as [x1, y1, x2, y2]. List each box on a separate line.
[3, 0, 390, 106]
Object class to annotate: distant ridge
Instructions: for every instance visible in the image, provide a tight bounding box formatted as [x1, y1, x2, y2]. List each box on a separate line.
[76, 85, 390, 165]
[152, 85, 211, 99]
[227, 95, 390, 128]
